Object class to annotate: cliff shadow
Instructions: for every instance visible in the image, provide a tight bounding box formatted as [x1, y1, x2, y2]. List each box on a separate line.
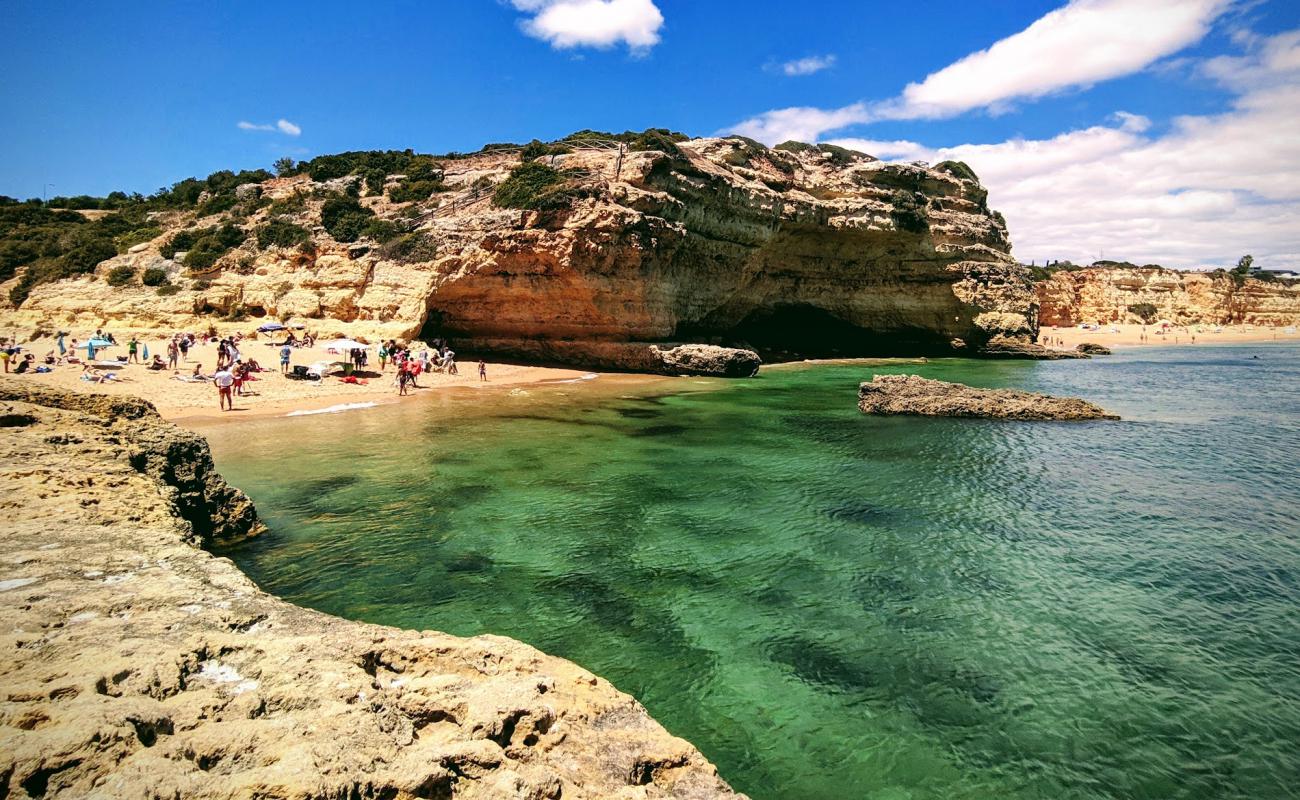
[696, 304, 953, 361]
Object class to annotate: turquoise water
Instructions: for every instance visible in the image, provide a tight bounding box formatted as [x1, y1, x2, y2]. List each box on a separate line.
[203, 346, 1300, 799]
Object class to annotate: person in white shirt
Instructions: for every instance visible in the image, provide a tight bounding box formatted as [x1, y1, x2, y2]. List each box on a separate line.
[213, 367, 235, 411]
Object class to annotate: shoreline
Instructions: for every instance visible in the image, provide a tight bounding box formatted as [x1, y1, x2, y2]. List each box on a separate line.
[6, 325, 1297, 426]
[1042, 322, 1298, 350]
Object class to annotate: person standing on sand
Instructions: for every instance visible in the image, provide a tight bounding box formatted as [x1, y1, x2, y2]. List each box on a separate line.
[280, 343, 292, 374]
[378, 342, 388, 372]
[478, 359, 487, 381]
[168, 339, 179, 370]
[214, 366, 235, 411]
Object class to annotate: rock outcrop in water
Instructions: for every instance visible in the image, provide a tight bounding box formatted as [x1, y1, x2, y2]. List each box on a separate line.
[858, 374, 1119, 420]
[5, 137, 1039, 366]
[0, 380, 742, 799]
[1036, 265, 1300, 327]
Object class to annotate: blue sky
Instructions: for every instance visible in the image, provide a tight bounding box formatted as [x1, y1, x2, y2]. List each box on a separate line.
[3, 0, 1298, 268]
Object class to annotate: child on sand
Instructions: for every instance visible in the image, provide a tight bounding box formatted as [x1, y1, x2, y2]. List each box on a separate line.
[478, 359, 487, 381]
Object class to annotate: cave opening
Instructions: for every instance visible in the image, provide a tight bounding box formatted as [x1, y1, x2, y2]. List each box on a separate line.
[720, 304, 951, 360]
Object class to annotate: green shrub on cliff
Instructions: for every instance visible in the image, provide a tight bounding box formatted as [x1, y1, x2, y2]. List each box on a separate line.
[890, 190, 929, 234]
[935, 161, 979, 182]
[1, 204, 160, 305]
[162, 223, 246, 271]
[114, 225, 161, 253]
[141, 267, 169, 286]
[105, 265, 135, 286]
[320, 196, 375, 243]
[379, 231, 438, 263]
[361, 219, 405, 243]
[774, 140, 815, 154]
[256, 220, 310, 249]
[493, 162, 576, 211]
[1127, 303, 1158, 324]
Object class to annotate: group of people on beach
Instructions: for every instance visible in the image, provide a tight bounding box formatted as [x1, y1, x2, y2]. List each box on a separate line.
[5, 324, 491, 411]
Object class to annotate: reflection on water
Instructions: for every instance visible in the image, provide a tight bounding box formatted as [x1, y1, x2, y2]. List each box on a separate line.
[202, 346, 1300, 800]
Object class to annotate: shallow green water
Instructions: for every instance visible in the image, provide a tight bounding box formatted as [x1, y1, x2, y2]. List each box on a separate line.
[204, 346, 1300, 800]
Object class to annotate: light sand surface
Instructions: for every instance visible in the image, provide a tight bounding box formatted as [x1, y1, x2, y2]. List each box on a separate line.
[4, 332, 594, 422]
[1040, 323, 1300, 350]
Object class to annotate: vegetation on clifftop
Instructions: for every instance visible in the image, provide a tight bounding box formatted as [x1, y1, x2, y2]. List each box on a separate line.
[493, 163, 583, 211]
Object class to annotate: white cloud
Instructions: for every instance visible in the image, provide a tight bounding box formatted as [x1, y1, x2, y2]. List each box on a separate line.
[237, 118, 301, 137]
[826, 30, 1300, 270]
[780, 54, 836, 77]
[511, 0, 663, 52]
[729, 103, 868, 146]
[727, 0, 1235, 144]
[886, 0, 1234, 119]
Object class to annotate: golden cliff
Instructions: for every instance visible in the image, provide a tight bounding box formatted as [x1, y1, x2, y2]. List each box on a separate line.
[0, 380, 742, 799]
[5, 138, 1039, 365]
[1036, 266, 1300, 327]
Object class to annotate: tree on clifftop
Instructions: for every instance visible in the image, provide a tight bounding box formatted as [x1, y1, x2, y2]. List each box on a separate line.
[1232, 254, 1254, 276]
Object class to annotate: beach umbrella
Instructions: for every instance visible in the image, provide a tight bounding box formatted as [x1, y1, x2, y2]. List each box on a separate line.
[257, 322, 286, 333]
[321, 338, 372, 351]
[88, 337, 113, 347]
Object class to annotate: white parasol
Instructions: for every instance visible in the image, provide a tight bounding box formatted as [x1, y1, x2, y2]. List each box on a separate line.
[320, 338, 372, 351]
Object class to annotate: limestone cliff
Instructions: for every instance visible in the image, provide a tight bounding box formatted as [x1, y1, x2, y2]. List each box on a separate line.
[0, 381, 742, 799]
[1036, 266, 1300, 327]
[6, 137, 1037, 364]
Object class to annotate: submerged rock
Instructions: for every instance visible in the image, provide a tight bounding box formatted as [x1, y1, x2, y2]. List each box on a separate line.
[980, 336, 1090, 360]
[0, 380, 743, 799]
[857, 374, 1119, 420]
[1075, 342, 1112, 355]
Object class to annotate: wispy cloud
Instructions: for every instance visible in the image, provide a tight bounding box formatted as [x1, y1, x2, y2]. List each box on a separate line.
[779, 54, 836, 77]
[826, 29, 1300, 270]
[237, 119, 302, 136]
[510, 0, 664, 53]
[729, 0, 1235, 143]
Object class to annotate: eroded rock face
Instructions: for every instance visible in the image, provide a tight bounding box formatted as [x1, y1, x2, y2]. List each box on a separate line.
[1036, 267, 1300, 327]
[857, 374, 1118, 420]
[1075, 343, 1112, 355]
[9, 139, 1038, 364]
[0, 380, 742, 799]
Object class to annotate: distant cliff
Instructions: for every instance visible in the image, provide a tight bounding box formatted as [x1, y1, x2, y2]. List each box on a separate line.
[3, 134, 1040, 365]
[1036, 266, 1300, 327]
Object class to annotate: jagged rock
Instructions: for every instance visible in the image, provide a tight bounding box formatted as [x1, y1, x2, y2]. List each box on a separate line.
[10, 137, 1041, 366]
[980, 336, 1090, 359]
[234, 183, 261, 201]
[0, 380, 744, 799]
[1037, 266, 1300, 326]
[650, 344, 760, 377]
[857, 374, 1119, 420]
[1075, 342, 1112, 355]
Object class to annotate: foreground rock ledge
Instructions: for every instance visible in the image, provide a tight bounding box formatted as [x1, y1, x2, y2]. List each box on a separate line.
[858, 374, 1119, 421]
[0, 381, 742, 799]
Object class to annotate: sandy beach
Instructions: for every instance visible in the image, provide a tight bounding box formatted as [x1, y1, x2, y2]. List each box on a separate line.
[3, 331, 594, 422]
[5, 324, 1297, 423]
[1042, 322, 1300, 350]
